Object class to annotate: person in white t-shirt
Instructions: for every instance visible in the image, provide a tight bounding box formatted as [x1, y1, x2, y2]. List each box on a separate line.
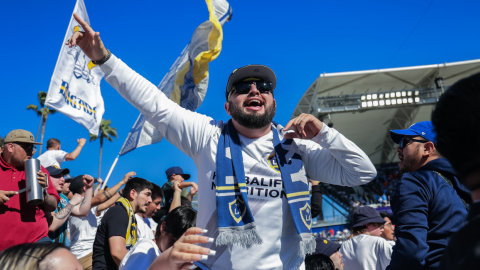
[67, 15, 377, 270]
[120, 206, 197, 270]
[136, 183, 164, 240]
[38, 138, 87, 168]
[340, 206, 393, 270]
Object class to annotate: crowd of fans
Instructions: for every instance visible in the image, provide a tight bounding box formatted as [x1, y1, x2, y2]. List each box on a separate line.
[0, 135, 205, 270]
[1, 14, 479, 270]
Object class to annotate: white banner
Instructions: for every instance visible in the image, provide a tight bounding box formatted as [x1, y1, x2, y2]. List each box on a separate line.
[119, 0, 232, 156]
[45, 0, 105, 135]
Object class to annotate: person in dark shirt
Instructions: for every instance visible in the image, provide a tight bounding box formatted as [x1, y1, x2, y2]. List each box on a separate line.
[92, 177, 153, 270]
[431, 73, 480, 270]
[153, 166, 197, 223]
[386, 121, 470, 270]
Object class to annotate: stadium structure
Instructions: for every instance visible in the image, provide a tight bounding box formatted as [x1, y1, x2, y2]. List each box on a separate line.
[293, 59, 480, 235]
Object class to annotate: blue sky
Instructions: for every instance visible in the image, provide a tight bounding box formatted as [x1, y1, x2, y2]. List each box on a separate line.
[1, 0, 479, 189]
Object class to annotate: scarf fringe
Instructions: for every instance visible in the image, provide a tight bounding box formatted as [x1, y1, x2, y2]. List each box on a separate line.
[216, 225, 263, 249]
[298, 233, 316, 258]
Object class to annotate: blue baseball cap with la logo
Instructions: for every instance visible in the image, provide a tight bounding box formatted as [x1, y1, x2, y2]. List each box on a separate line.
[390, 121, 437, 145]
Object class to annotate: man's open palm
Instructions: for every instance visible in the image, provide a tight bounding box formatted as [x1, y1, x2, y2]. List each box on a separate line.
[66, 13, 108, 61]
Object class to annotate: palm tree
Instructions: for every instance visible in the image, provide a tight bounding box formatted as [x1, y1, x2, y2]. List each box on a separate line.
[27, 91, 56, 155]
[89, 119, 118, 178]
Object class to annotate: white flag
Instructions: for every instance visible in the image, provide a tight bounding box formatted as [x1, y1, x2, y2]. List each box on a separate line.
[119, 0, 232, 156]
[45, 0, 105, 135]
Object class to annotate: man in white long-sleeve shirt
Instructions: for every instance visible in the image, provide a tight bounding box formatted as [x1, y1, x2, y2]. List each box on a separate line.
[66, 14, 377, 270]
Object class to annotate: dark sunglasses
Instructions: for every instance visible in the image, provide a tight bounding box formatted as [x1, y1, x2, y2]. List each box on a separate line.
[14, 142, 36, 152]
[399, 137, 429, 148]
[231, 80, 273, 95]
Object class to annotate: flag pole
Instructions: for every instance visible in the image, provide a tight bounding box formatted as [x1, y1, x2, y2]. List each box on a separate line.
[101, 155, 119, 189]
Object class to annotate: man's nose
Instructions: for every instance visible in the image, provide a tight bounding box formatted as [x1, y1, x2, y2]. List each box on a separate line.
[396, 146, 402, 153]
[248, 84, 260, 95]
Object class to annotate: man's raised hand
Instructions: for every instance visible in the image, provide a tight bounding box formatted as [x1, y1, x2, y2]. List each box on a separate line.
[283, 113, 324, 140]
[83, 174, 94, 189]
[121, 172, 137, 185]
[66, 13, 108, 62]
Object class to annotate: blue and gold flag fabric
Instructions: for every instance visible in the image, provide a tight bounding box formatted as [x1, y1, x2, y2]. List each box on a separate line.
[119, 0, 232, 156]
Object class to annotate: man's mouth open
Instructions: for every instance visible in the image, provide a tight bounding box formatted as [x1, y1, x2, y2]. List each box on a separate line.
[244, 98, 264, 111]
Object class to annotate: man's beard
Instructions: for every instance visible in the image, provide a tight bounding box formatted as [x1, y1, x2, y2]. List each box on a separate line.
[399, 145, 420, 174]
[136, 205, 147, 214]
[10, 152, 26, 168]
[229, 101, 276, 129]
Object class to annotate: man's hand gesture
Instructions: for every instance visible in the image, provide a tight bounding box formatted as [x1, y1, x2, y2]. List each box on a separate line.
[0, 190, 17, 204]
[283, 113, 324, 140]
[121, 172, 136, 185]
[190, 183, 198, 196]
[66, 13, 109, 62]
[173, 182, 182, 193]
[78, 138, 87, 147]
[83, 174, 94, 189]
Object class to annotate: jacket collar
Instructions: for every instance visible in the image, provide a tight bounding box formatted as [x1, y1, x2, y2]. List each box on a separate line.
[416, 157, 457, 176]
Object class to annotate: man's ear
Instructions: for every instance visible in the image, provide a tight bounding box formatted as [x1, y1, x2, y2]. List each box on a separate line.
[225, 101, 231, 116]
[160, 221, 166, 235]
[129, 189, 137, 201]
[6, 143, 14, 153]
[423, 142, 436, 156]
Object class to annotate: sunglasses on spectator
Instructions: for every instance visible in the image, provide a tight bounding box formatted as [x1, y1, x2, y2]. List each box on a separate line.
[231, 80, 273, 95]
[399, 137, 429, 148]
[13, 142, 36, 152]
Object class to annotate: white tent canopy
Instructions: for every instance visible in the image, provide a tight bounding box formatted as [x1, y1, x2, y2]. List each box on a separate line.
[292, 59, 480, 165]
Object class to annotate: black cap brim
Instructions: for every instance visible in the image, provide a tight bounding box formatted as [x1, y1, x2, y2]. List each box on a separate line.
[226, 65, 277, 100]
[353, 216, 386, 228]
[46, 167, 70, 177]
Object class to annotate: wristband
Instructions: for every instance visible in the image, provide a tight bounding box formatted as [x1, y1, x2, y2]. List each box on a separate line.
[92, 49, 111, 65]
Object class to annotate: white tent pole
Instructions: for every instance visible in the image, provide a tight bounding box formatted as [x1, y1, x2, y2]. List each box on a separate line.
[102, 155, 119, 189]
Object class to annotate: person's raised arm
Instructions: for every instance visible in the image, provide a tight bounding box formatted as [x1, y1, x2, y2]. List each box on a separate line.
[67, 14, 220, 159]
[97, 191, 121, 212]
[284, 113, 377, 187]
[91, 172, 135, 207]
[65, 138, 86, 161]
[187, 184, 198, 202]
[71, 175, 94, 216]
[48, 193, 84, 232]
[94, 178, 103, 196]
[169, 182, 182, 213]
[66, 13, 108, 61]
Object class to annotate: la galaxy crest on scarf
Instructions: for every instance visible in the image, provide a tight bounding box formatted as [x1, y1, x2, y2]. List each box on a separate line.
[300, 202, 312, 230]
[229, 197, 247, 223]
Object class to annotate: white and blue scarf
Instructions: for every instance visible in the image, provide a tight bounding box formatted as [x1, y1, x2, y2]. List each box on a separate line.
[215, 120, 315, 258]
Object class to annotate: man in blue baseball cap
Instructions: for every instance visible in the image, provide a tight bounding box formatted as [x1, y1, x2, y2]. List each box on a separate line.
[386, 121, 471, 270]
